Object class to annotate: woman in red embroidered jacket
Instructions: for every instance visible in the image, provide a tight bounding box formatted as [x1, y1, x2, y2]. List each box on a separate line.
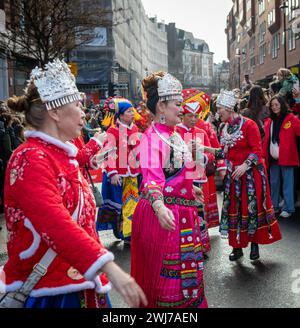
[97, 98, 141, 241]
[262, 95, 300, 218]
[197, 118, 227, 229]
[205, 91, 281, 262]
[176, 89, 216, 257]
[1, 60, 147, 309]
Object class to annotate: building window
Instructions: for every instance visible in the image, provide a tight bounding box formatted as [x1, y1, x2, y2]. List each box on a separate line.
[246, 0, 251, 12]
[239, 0, 244, 23]
[259, 43, 266, 64]
[249, 36, 256, 56]
[272, 33, 280, 58]
[258, 0, 266, 16]
[288, 0, 299, 21]
[288, 29, 296, 50]
[268, 9, 276, 26]
[250, 56, 256, 67]
[259, 22, 266, 43]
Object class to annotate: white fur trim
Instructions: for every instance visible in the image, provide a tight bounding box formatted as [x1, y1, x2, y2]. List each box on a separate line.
[106, 170, 118, 178]
[116, 119, 134, 130]
[0, 280, 23, 293]
[24, 131, 78, 157]
[84, 252, 114, 281]
[104, 169, 139, 179]
[217, 166, 227, 171]
[69, 159, 79, 167]
[90, 137, 103, 149]
[19, 219, 41, 260]
[30, 282, 95, 297]
[177, 123, 190, 132]
[94, 276, 112, 294]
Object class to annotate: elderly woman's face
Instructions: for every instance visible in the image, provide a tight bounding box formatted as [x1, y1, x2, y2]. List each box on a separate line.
[120, 107, 134, 125]
[55, 101, 85, 141]
[217, 106, 232, 122]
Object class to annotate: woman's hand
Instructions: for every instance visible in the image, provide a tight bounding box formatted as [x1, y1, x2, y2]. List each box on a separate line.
[111, 174, 122, 186]
[158, 207, 176, 231]
[155, 204, 176, 232]
[101, 262, 148, 308]
[94, 131, 107, 146]
[232, 163, 248, 180]
[193, 185, 204, 203]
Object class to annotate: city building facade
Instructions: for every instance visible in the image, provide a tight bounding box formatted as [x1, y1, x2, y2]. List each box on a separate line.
[72, 0, 168, 103]
[166, 23, 214, 93]
[226, 0, 300, 89]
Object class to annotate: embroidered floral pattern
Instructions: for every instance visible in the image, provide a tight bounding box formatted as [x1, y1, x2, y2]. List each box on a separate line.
[41, 232, 57, 250]
[165, 186, 174, 193]
[9, 147, 46, 185]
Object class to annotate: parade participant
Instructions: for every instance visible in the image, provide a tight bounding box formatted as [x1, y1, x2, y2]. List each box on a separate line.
[242, 85, 269, 140]
[97, 98, 141, 241]
[262, 95, 300, 218]
[205, 90, 282, 261]
[177, 89, 215, 256]
[131, 72, 208, 308]
[196, 96, 227, 229]
[0, 59, 147, 308]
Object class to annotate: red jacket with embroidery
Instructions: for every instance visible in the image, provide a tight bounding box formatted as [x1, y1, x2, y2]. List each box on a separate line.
[1, 132, 114, 297]
[176, 124, 214, 183]
[72, 136, 102, 180]
[104, 120, 141, 178]
[220, 117, 263, 168]
[196, 120, 227, 171]
[263, 113, 300, 168]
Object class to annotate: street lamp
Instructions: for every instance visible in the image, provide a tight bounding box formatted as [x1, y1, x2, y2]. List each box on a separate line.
[280, 1, 289, 68]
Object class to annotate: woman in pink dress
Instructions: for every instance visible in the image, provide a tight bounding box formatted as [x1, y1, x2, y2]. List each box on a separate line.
[131, 72, 208, 308]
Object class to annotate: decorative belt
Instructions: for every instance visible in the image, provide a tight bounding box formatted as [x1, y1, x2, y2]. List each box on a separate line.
[164, 196, 197, 207]
[141, 193, 197, 207]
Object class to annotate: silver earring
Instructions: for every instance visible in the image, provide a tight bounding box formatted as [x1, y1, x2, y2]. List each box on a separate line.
[160, 114, 166, 124]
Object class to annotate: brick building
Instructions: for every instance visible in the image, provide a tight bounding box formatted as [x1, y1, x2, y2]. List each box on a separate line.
[226, 0, 300, 89]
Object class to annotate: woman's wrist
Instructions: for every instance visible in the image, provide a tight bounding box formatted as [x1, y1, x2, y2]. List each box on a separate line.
[152, 200, 165, 216]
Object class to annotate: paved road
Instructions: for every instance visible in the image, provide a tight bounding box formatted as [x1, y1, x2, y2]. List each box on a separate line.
[1, 205, 300, 308]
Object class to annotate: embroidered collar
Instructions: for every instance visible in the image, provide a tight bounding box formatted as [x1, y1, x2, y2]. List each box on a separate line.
[153, 123, 176, 136]
[177, 123, 191, 132]
[24, 131, 78, 157]
[116, 119, 134, 130]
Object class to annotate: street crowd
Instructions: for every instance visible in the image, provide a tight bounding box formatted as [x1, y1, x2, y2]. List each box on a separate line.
[0, 59, 300, 308]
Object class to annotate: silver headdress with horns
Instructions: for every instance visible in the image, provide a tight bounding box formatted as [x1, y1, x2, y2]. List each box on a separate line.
[27, 59, 82, 110]
[216, 90, 238, 111]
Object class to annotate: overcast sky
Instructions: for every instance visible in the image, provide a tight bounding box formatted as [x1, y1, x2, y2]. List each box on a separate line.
[141, 0, 233, 64]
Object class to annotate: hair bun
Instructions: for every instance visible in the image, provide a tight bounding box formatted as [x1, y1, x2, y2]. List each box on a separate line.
[6, 95, 30, 113]
[142, 71, 166, 99]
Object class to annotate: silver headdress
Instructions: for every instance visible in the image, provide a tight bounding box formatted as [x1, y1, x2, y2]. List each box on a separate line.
[157, 73, 183, 102]
[216, 90, 238, 111]
[27, 59, 82, 110]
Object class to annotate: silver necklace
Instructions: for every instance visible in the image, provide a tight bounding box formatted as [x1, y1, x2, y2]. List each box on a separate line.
[152, 123, 192, 162]
[221, 115, 244, 153]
